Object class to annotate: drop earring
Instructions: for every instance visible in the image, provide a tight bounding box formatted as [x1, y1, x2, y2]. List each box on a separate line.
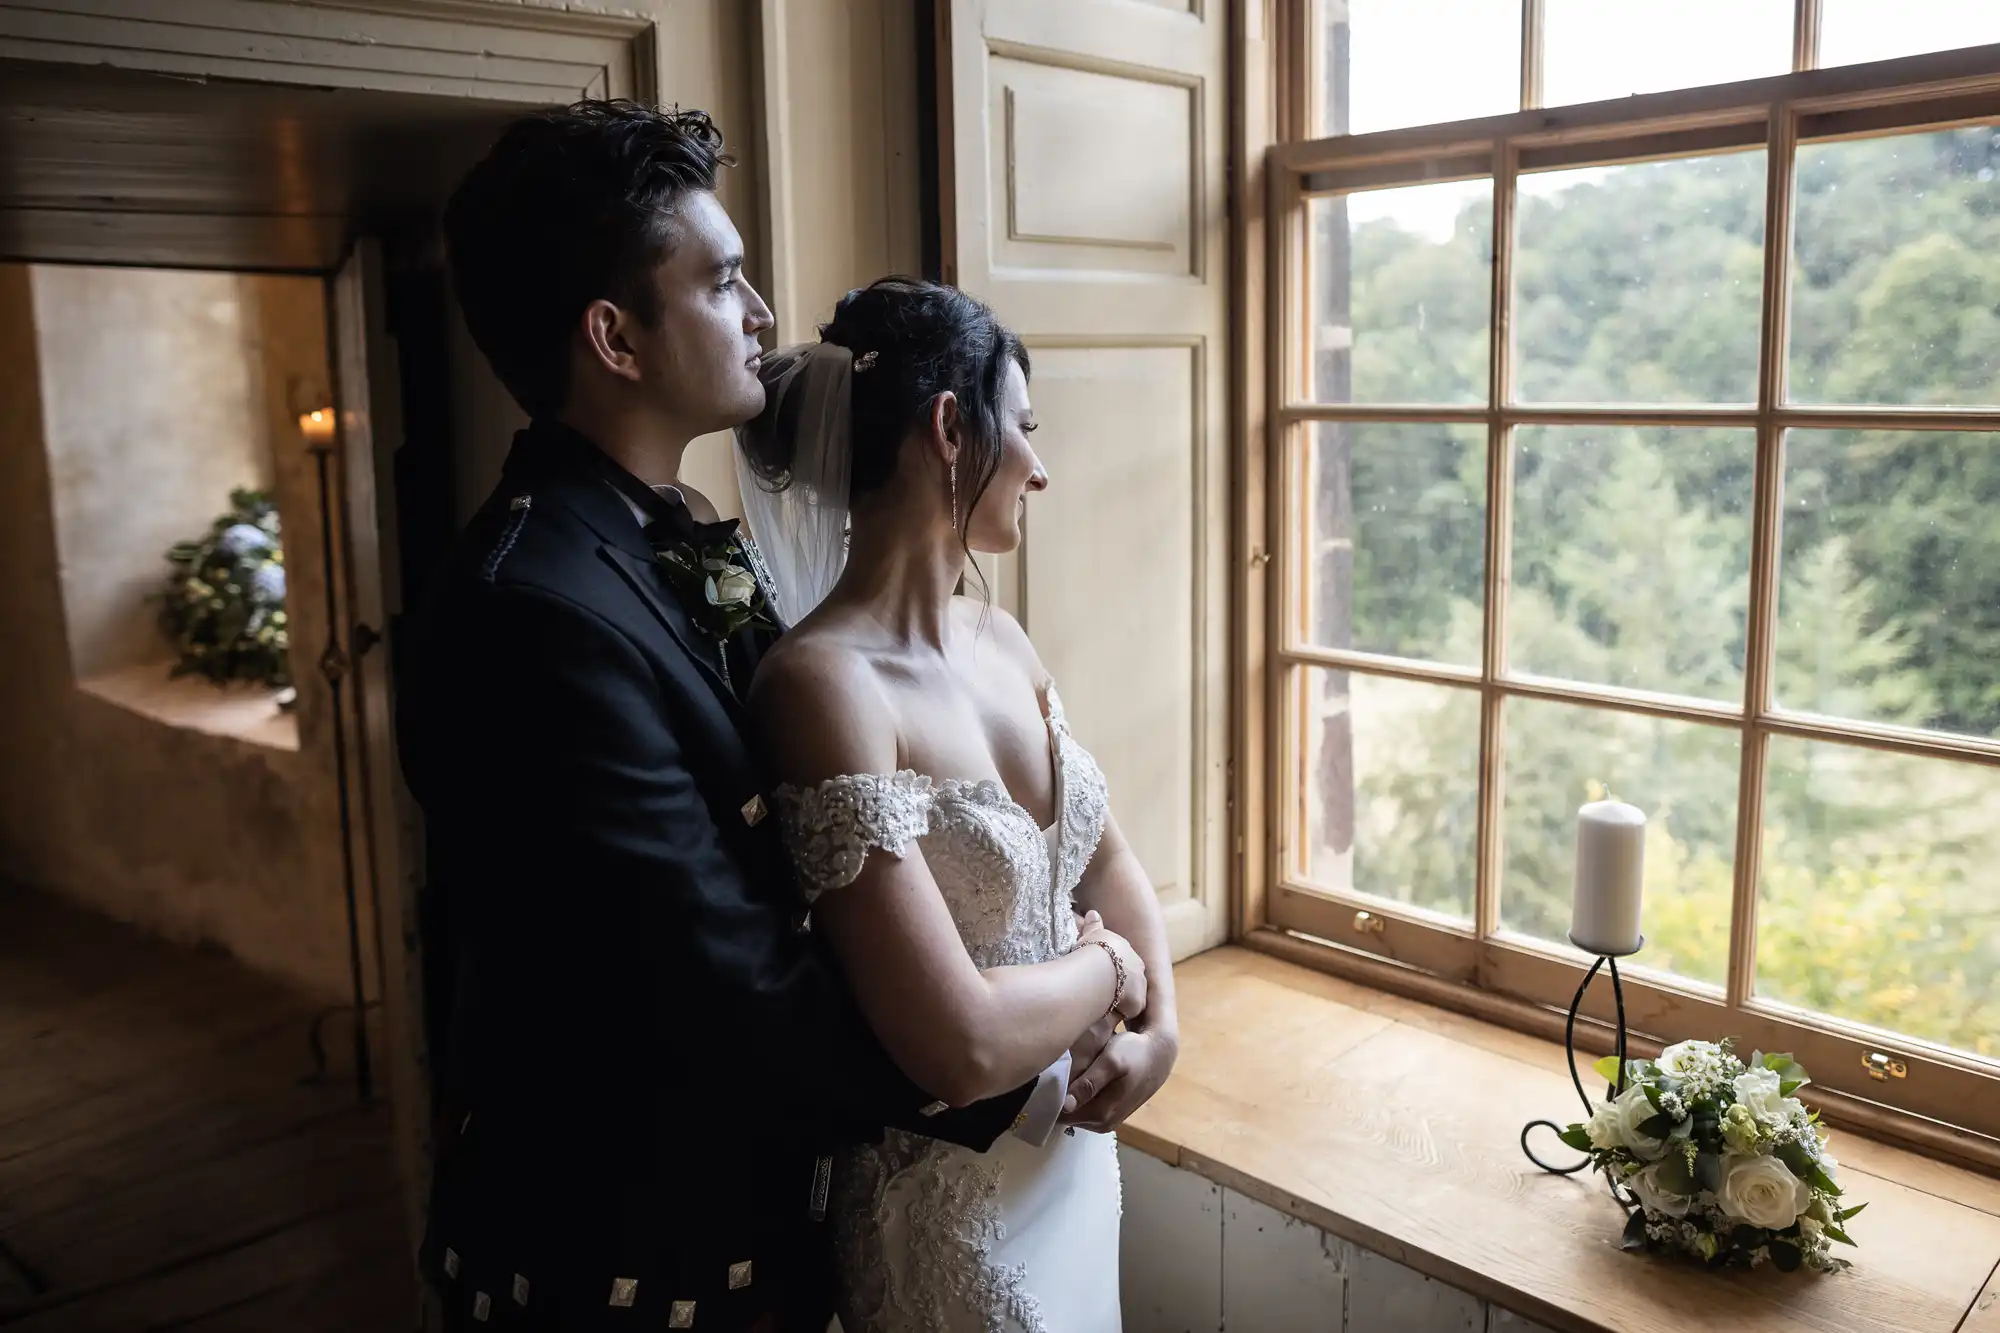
[949, 457, 959, 532]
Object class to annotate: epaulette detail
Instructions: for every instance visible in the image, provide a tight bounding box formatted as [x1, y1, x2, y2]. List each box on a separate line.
[480, 494, 533, 582]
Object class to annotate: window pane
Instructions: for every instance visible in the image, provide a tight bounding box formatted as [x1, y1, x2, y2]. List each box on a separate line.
[1758, 736, 2000, 1058]
[1542, 0, 1792, 107]
[1790, 126, 2000, 406]
[1819, 0, 2000, 69]
[1509, 426, 1754, 701]
[1321, 0, 1521, 137]
[1515, 153, 1766, 404]
[1302, 669, 1479, 921]
[1501, 698, 1740, 988]
[1306, 423, 1486, 665]
[1777, 430, 2000, 739]
[1312, 181, 1491, 404]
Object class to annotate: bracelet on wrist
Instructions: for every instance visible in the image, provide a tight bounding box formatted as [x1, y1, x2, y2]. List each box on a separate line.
[1084, 938, 1126, 1017]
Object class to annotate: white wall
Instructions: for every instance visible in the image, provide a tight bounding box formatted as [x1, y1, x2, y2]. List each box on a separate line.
[1119, 1146, 1563, 1333]
[34, 266, 279, 678]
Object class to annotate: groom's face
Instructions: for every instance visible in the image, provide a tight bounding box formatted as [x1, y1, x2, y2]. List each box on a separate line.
[630, 190, 774, 434]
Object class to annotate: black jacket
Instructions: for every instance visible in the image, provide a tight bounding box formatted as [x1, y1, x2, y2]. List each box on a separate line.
[399, 421, 1032, 1331]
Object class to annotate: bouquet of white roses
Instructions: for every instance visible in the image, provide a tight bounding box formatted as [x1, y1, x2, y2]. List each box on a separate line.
[1558, 1039, 1863, 1272]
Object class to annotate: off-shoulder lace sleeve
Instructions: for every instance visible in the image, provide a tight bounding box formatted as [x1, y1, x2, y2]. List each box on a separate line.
[769, 771, 937, 902]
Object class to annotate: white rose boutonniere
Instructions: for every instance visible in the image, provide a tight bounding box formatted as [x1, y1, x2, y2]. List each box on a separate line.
[706, 562, 759, 609]
[655, 533, 781, 691]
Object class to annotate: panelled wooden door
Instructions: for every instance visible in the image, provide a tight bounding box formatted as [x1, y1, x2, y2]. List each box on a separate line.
[940, 0, 1231, 959]
[328, 240, 429, 1288]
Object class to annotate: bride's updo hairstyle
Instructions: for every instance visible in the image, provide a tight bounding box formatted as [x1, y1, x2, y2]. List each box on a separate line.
[742, 277, 1029, 530]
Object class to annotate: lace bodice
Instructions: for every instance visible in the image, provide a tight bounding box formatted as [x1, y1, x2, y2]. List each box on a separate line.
[770, 687, 1110, 969]
[769, 685, 1123, 1333]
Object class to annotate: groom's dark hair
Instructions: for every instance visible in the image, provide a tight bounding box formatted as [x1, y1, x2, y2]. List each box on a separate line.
[443, 100, 730, 419]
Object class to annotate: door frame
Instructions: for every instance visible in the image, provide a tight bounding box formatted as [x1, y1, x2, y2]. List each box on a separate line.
[0, 0, 655, 103]
[0, 5, 662, 1317]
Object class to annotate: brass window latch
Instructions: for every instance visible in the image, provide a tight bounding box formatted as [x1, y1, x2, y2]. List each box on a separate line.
[1353, 910, 1386, 935]
[1863, 1052, 1908, 1083]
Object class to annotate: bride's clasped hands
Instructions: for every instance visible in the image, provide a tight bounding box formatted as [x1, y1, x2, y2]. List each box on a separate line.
[1062, 911, 1177, 1133]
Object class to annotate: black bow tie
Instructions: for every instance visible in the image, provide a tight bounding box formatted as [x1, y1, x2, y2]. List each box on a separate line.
[640, 493, 740, 554]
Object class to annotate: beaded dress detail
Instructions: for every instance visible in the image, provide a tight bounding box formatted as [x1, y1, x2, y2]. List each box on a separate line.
[772, 687, 1120, 1332]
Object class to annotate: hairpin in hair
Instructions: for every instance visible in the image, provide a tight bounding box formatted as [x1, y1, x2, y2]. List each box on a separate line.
[852, 349, 880, 372]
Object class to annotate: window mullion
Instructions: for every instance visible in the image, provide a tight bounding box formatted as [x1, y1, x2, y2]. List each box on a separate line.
[1729, 101, 1798, 1011]
[1792, 0, 1822, 73]
[1273, 158, 1306, 890]
[1284, 0, 1315, 143]
[1520, 0, 1545, 111]
[1474, 140, 1519, 951]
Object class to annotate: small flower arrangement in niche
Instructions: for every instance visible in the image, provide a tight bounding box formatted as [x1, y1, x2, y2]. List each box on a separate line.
[1558, 1040, 1864, 1273]
[158, 488, 292, 690]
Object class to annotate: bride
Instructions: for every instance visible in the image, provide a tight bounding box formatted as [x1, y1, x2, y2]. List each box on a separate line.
[734, 278, 1180, 1332]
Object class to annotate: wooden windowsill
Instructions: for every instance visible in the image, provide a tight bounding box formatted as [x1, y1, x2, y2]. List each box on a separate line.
[1124, 947, 2000, 1333]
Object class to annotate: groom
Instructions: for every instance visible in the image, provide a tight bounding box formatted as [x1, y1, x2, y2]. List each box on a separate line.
[399, 102, 1085, 1332]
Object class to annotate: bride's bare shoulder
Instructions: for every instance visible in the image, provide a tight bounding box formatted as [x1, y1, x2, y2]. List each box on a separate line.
[750, 624, 873, 709]
[747, 624, 899, 776]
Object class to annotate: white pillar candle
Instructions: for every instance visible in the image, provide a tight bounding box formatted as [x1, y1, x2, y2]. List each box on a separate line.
[1571, 799, 1646, 957]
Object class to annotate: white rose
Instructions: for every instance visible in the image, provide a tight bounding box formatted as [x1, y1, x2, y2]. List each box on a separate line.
[1628, 1163, 1695, 1218]
[1610, 1084, 1670, 1160]
[1732, 1066, 1786, 1120]
[1717, 1153, 1812, 1230]
[706, 566, 758, 608]
[1656, 1040, 1708, 1078]
[1584, 1098, 1622, 1151]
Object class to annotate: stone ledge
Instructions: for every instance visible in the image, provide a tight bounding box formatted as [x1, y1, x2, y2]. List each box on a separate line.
[78, 662, 298, 752]
[1125, 947, 2000, 1333]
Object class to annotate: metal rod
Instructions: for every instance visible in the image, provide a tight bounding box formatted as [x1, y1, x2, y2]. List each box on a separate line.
[310, 441, 373, 1104]
[1520, 951, 1638, 1211]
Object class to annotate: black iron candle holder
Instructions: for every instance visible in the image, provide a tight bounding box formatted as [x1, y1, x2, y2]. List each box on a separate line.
[1520, 934, 1644, 1209]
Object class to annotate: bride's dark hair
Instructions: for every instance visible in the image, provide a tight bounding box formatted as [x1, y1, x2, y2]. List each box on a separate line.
[742, 277, 1029, 530]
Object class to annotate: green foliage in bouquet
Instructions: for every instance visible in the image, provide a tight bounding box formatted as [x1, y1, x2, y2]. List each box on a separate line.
[1558, 1041, 1865, 1273]
[157, 489, 291, 689]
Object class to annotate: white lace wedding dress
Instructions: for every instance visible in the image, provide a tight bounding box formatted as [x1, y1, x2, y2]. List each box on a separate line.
[771, 686, 1121, 1333]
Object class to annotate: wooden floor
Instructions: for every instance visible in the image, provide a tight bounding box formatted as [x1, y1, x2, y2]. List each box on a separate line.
[0, 885, 416, 1332]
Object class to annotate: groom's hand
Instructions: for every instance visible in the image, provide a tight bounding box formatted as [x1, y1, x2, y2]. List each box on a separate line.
[1061, 1026, 1179, 1134]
